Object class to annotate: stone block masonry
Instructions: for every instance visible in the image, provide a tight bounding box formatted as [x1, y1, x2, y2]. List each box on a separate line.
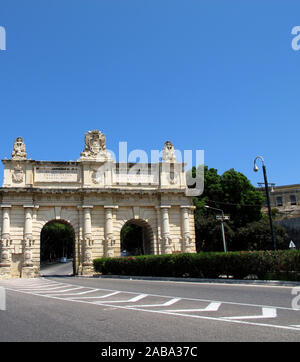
[0, 130, 196, 278]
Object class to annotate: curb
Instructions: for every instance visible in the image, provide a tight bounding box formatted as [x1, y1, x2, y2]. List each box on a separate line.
[76, 274, 300, 287]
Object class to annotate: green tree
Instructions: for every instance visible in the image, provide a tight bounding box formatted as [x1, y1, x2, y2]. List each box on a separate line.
[193, 166, 265, 251]
[220, 168, 264, 227]
[232, 219, 289, 251]
[121, 223, 144, 255]
[40, 222, 74, 262]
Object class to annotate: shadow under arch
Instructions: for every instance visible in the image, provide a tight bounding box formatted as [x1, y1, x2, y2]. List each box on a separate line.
[40, 219, 76, 276]
[120, 218, 154, 256]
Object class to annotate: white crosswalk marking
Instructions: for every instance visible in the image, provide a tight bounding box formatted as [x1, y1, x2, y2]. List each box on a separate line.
[165, 301, 221, 313]
[93, 294, 148, 304]
[1, 278, 300, 333]
[131, 297, 181, 308]
[42, 287, 85, 295]
[50, 289, 98, 297]
[15, 283, 58, 289]
[223, 307, 277, 320]
[67, 291, 121, 300]
[19, 285, 70, 292]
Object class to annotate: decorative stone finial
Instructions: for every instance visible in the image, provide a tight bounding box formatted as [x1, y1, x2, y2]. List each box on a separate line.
[162, 141, 176, 162]
[78, 130, 111, 161]
[11, 137, 27, 160]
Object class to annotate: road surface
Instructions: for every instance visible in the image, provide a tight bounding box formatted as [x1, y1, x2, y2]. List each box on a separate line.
[0, 263, 300, 342]
[40, 260, 73, 276]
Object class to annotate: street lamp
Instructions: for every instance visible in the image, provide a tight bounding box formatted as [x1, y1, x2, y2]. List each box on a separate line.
[205, 205, 228, 252]
[253, 156, 276, 250]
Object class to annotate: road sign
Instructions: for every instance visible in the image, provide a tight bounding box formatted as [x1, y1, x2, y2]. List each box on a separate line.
[216, 215, 230, 221]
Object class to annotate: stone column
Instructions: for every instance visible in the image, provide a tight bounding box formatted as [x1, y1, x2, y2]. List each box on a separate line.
[22, 205, 35, 278]
[82, 206, 93, 275]
[0, 205, 11, 278]
[181, 206, 192, 252]
[104, 206, 117, 257]
[161, 206, 172, 254]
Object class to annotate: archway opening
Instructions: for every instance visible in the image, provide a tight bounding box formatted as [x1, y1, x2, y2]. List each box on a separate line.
[120, 219, 153, 256]
[40, 220, 75, 276]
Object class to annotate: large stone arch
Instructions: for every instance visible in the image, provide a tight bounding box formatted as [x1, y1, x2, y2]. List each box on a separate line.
[32, 207, 81, 276]
[119, 218, 155, 256]
[34, 207, 80, 237]
[40, 218, 76, 273]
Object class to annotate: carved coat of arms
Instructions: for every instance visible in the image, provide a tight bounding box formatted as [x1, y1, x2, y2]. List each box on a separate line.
[79, 130, 111, 161]
[12, 164, 24, 183]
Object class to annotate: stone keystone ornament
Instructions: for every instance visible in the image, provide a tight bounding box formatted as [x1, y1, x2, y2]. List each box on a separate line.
[79, 130, 111, 161]
[11, 137, 27, 160]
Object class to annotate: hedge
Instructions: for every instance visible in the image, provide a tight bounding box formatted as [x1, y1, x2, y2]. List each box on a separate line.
[93, 250, 300, 281]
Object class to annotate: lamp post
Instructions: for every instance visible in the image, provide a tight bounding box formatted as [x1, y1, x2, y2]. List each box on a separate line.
[253, 156, 276, 250]
[205, 205, 228, 252]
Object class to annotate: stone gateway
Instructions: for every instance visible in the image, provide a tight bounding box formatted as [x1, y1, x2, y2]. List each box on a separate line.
[0, 131, 196, 278]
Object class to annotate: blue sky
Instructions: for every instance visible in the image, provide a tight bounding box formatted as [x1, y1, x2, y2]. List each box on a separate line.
[0, 0, 300, 187]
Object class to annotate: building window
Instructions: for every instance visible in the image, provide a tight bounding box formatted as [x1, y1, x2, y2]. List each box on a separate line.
[290, 195, 297, 205]
[276, 196, 283, 206]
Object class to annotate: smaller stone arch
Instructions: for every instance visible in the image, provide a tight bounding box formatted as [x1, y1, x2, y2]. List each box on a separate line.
[120, 218, 154, 256]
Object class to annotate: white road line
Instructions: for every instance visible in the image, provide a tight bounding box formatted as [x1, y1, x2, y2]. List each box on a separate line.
[6, 281, 61, 287]
[1, 280, 298, 312]
[223, 307, 277, 320]
[4, 280, 298, 312]
[12, 281, 59, 287]
[130, 297, 181, 308]
[92, 294, 148, 305]
[39, 287, 84, 295]
[165, 301, 222, 313]
[4, 284, 300, 332]
[49, 288, 98, 297]
[16, 283, 62, 290]
[66, 291, 121, 300]
[100, 277, 295, 289]
[18, 285, 68, 292]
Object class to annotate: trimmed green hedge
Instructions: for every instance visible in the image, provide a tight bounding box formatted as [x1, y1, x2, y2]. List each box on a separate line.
[93, 250, 300, 281]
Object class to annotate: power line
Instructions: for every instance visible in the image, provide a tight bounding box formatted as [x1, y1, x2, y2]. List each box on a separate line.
[206, 199, 264, 208]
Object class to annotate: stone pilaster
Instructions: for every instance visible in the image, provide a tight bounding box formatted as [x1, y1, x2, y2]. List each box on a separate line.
[22, 205, 35, 278]
[82, 206, 94, 275]
[181, 206, 193, 252]
[104, 206, 118, 257]
[161, 206, 172, 254]
[0, 205, 11, 278]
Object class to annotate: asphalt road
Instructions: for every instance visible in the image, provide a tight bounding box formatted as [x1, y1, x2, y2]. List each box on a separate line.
[0, 263, 300, 342]
[40, 260, 74, 276]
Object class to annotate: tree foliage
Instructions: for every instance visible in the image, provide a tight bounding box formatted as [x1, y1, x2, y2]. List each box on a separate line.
[40, 222, 74, 262]
[193, 166, 288, 251]
[121, 223, 144, 255]
[232, 219, 289, 251]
